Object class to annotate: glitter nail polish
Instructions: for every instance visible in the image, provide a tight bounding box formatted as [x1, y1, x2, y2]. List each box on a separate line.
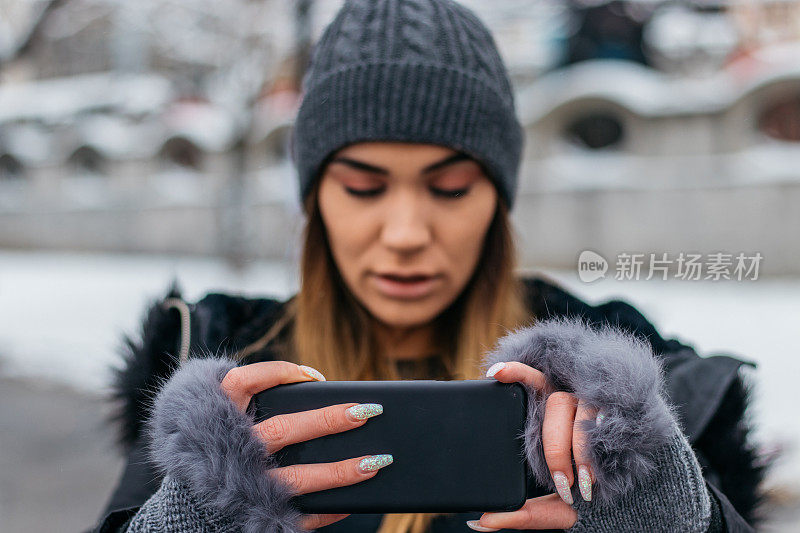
[358, 454, 393, 473]
[578, 465, 593, 502]
[485, 362, 506, 378]
[553, 471, 573, 505]
[466, 520, 499, 532]
[347, 403, 383, 420]
[299, 365, 326, 381]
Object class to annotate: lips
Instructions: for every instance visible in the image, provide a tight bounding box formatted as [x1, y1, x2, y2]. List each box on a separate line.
[371, 272, 442, 299]
[378, 273, 434, 282]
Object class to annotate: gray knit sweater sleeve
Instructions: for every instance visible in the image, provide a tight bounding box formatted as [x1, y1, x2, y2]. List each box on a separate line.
[568, 429, 712, 532]
[125, 476, 240, 532]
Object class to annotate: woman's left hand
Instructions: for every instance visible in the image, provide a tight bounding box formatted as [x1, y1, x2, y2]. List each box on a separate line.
[467, 361, 597, 532]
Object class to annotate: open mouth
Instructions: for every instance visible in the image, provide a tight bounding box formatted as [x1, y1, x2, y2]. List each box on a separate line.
[372, 273, 441, 299]
[380, 274, 432, 283]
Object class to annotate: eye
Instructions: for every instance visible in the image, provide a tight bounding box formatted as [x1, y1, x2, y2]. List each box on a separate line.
[430, 186, 470, 199]
[344, 186, 385, 198]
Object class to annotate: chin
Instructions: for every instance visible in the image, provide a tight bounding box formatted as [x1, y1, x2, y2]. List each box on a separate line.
[367, 299, 445, 329]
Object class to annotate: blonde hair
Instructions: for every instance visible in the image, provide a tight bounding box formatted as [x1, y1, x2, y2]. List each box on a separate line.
[236, 179, 531, 533]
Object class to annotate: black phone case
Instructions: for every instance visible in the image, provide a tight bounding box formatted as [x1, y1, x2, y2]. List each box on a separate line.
[252, 379, 529, 514]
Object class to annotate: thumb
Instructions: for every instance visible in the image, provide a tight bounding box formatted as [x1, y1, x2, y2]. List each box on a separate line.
[473, 493, 577, 531]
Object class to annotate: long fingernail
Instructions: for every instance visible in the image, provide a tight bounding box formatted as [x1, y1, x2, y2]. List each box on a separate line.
[299, 365, 326, 381]
[485, 362, 506, 378]
[553, 471, 573, 505]
[578, 465, 593, 501]
[466, 520, 499, 532]
[346, 403, 383, 421]
[358, 454, 393, 473]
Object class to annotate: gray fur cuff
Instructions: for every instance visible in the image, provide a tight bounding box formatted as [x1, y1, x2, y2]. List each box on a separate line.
[145, 357, 303, 532]
[482, 317, 677, 507]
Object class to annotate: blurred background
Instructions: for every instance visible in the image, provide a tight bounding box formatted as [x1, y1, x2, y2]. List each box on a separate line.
[1, 0, 799, 530]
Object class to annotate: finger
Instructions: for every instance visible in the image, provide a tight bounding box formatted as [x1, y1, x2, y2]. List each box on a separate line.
[573, 399, 597, 502]
[543, 391, 578, 505]
[220, 361, 325, 411]
[485, 361, 550, 393]
[270, 454, 393, 495]
[298, 513, 350, 530]
[470, 493, 578, 531]
[254, 402, 382, 453]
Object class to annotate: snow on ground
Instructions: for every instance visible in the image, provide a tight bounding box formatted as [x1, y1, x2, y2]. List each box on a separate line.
[0, 250, 297, 392]
[1, 249, 798, 493]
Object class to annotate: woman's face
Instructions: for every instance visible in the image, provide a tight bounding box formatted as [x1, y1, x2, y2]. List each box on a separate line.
[318, 142, 498, 329]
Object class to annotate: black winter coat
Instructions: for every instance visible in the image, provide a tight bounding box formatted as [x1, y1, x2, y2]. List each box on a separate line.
[93, 275, 763, 532]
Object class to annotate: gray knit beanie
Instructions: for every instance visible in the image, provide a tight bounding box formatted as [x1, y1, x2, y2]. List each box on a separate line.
[290, 0, 524, 208]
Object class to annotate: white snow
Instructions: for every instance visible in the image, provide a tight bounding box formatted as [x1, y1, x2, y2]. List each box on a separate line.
[1, 122, 53, 165]
[516, 58, 800, 123]
[162, 101, 238, 153]
[0, 250, 297, 392]
[0, 250, 797, 490]
[0, 72, 173, 125]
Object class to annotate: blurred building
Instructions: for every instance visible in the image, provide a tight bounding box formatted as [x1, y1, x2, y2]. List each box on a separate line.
[0, 0, 799, 273]
[0, 0, 303, 262]
[515, 56, 800, 275]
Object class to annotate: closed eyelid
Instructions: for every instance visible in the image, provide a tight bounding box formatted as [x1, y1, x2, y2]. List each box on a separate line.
[333, 173, 386, 187]
[327, 164, 481, 191]
[429, 172, 479, 188]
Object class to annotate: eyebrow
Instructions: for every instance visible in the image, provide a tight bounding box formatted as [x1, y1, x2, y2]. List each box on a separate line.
[329, 152, 471, 175]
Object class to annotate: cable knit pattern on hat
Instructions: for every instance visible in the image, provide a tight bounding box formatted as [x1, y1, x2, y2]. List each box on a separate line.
[291, 0, 524, 208]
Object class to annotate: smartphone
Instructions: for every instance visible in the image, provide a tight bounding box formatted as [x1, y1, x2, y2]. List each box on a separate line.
[252, 379, 529, 514]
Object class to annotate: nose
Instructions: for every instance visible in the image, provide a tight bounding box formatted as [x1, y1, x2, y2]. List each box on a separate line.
[380, 194, 432, 254]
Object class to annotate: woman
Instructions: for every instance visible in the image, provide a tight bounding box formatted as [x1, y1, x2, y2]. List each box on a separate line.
[94, 0, 763, 531]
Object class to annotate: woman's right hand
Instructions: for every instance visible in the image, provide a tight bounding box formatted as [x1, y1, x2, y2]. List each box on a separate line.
[220, 361, 389, 531]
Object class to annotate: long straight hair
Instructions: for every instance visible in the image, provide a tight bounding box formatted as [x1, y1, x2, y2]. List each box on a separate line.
[236, 179, 531, 533]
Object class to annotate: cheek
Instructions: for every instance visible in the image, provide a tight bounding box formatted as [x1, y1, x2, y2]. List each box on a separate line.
[439, 192, 496, 283]
[318, 181, 376, 276]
